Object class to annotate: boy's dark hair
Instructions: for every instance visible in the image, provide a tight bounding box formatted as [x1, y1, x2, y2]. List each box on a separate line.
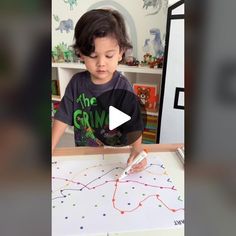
[73, 9, 132, 58]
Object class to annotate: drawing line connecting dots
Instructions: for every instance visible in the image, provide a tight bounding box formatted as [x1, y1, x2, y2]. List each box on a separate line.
[52, 162, 184, 214]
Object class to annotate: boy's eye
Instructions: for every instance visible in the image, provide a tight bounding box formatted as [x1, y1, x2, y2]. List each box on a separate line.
[88, 54, 114, 59]
[106, 55, 114, 58]
[89, 54, 97, 58]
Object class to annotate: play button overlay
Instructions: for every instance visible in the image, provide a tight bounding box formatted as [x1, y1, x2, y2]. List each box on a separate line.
[90, 88, 147, 147]
[109, 106, 131, 130]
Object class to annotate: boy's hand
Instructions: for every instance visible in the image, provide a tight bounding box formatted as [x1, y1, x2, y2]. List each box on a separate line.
[127, 149, 147, 173]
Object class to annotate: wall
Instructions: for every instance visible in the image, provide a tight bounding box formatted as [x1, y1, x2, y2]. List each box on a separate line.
[52, 0, 168, 62]
[168, 0, 179, 6]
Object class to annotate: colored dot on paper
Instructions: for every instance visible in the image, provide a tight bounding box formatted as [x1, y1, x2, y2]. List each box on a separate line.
[82, 216, 85, 219]
[65, 216, 68, 219]
[132, 187, 135, 189]
[61, 201, 64, 203]
[102, 195, 105, 197]
[142, 193, 146, 196]
[128, 203, 131, 205]
[159, 205, 162, 207]
[103, 213, 106, 216]
[80, 226, 83, 230]
[139, 176, 142, 178]
[53, 206, 55, 208]
[94, 204, 98, 207]
[73, 204, 76, 206]
[125, 192, 128, 194]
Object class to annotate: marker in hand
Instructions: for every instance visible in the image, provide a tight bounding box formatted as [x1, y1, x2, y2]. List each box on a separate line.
[119, 149, 148, 180]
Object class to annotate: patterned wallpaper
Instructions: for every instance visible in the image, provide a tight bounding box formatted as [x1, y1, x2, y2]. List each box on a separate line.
[52, 0, 168, 62]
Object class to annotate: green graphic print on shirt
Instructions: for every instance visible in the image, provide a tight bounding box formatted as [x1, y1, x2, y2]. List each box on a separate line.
[73, 93, 122, 146]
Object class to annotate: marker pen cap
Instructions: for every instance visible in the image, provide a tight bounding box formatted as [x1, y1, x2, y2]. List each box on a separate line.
[143, 149, 148, 153]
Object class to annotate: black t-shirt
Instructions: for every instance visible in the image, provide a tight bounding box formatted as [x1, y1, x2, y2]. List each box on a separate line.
[54, 70, 143, 146]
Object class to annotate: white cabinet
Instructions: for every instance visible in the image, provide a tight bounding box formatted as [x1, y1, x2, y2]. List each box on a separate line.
[52, 62, 162, 143]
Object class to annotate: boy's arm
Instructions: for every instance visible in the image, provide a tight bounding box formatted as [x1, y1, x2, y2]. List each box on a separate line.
[52, 119, 68, 154]
[127, 135, 147, 173]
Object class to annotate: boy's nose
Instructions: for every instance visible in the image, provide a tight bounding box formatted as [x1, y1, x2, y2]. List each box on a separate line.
[97, 56, 105, 67]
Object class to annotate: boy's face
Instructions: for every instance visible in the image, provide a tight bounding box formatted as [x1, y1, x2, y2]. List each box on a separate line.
[80, 36, 123, 84]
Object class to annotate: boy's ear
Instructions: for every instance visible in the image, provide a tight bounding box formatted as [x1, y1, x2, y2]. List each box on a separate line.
[119, 50, 124, 62]
[79, 54, 84, 61]
[78, 50, 85, 61]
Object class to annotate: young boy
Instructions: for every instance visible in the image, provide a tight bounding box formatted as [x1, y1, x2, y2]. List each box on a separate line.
[52, 9, 147, 172]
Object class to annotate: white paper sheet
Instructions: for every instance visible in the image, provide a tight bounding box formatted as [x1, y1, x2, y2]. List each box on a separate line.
[52, 153, 184, 235]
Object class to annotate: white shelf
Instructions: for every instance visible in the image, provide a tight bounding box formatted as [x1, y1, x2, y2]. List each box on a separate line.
[52, 62, 162, 75]
[52, 95, 61, 101]
[65, 126, 74, 135]
[143, 111, 158, 116]
[118, 64, 162, 74]
[52, 62, 86, 70]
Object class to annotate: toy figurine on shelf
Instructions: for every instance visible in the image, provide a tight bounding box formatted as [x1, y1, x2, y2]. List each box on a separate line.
[156, 56, 164, 68]
[51, 50, 58, 63]
[140, 53, 152, 67]
[52, 42, 78, 63]
[55, 45, 65, 62]
[140, 53, 164, 69]
[123, 55, 139, 66]
[148, 56, 158, 68]
[63, 49, 75, 63]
